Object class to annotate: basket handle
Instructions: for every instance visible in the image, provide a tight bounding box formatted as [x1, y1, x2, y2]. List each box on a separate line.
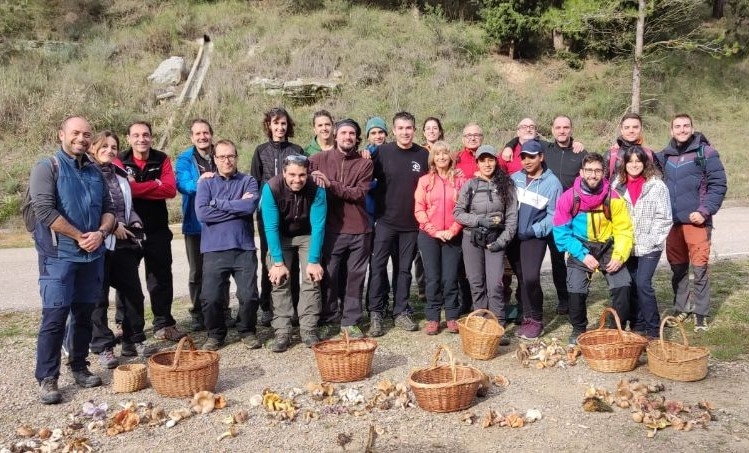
[466, 309, 499, 331]
[170, 336, 197, 371]
[658, 315, 690, 356]
[596, 307, 625, 341]
[341, 328, 352, 354]
[431, 344, 458, 383]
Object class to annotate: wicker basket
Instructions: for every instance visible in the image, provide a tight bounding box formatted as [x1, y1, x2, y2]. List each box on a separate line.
[113, 363, 148, 393]
[647, 316, 709, 382]
[312, 330, 377, 382]
[577, 307, 648, 373]
[409, 344, 483, 413]
[457, 309, 505, 360]
[148, 336, 219, 397]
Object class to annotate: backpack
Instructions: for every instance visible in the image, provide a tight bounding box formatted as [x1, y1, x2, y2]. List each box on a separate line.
[571, 189, 611, 221]
[21, 156, 59, 232]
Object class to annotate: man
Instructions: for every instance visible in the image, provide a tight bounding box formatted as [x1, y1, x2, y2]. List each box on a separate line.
[552, 153, 634, 345]
[367, 111, 429, 336]
[261, 155, 327, 352]
[499, 118, 540, 175]
[195, 140, 261, 351]
[304, 110, 335, 155]
[543, 115, 588, 315]
[507, 139, 562, 340]
[119, 121, 184, 342]
[657, 114, 727, 331]
[310, 119, 373, 338]
[176, 119, 232, 331]
[30, 116, 116, 404]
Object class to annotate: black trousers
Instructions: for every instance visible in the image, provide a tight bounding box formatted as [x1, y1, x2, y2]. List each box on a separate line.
[368, 223, 418, 317]
[507, 237, 548, 322]
[547, 234, 569, 306]
[418, 231, 462, 322]
[321, 232, 371, 326]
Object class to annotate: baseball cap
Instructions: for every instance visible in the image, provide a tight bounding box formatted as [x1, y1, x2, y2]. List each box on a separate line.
[475, 144, 497, 160]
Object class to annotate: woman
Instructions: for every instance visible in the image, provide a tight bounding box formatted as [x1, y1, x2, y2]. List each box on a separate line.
[414, 141, 466, 335]
[422, 117, 445, 151]
[611, 147, 672, 338]
[454, 145, 517, 342]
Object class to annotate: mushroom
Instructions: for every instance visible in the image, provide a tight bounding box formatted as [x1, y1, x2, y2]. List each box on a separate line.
[192, 390, 216, 414]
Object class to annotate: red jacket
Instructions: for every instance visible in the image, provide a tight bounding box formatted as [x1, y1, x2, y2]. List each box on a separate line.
[498, 142, 523, 175]
[454, 148, 478, 178]
[414, 172, 465, 237]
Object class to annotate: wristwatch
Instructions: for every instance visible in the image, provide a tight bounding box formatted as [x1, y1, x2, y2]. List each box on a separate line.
[99, 229, 109, 239]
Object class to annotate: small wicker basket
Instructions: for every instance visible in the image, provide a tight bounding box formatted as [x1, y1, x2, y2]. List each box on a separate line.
[647, 316, 709, 382]
[577, 307, 648, 373]
[148, 336, 219, 397]
[312, 330, 378, 382]
[112, 364, 148, 393]
[409, 344, 483, 413]
[457, 309, 505, 360]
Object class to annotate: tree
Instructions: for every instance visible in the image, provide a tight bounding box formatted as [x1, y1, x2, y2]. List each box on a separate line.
[480, 0, 550, 58]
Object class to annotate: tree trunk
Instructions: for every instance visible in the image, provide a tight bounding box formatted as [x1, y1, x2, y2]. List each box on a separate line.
[553, 29, 566, 51]
[631, 0, 646, 113]
[712, 0, 725, 19]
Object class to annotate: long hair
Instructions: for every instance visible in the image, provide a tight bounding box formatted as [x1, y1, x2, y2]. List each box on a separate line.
[491, 166, 515, 210]
[262, 107, 295, 140]
[90, 130, 120, 163]
[425, 141, 457, 194]
[423, 116, 445, 141]
[616, 146, 657, 186]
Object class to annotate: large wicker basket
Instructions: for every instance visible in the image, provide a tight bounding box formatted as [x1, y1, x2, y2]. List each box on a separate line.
[408, 344, 483, 413]
[312, 330, 378, 382]
[577, 307, 648, 373]
[647, 316, 709, 382]
[148, 336, 219, 397]
[113, 364, 148, 393]
[457, 309, 505, 360]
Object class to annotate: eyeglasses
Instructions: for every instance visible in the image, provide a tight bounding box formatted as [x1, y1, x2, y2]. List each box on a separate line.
[518, 124, 536, 131]
[582, 168, 604, 176]
[283, 154, 310, 167]
[214, 155, 237, 161]
[463, 133, 483, 139]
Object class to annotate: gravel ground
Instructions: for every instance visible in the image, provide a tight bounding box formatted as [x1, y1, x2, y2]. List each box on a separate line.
[2, 301, 749, 453]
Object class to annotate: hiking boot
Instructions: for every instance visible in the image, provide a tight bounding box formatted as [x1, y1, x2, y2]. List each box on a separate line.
[499, 334, 511, 346]
[98, 348, 119, 369]
[446, 320, 459, 334]
[694, 315, 709, 332]
[665, 311, 691, 327]
[318, 323, 338, 340]
[394, 313, 418, 332]
[300, 330, 320, 348]
[340, 325, 364, 339]
[121, 342, 155, 358]
[154, 325, 185, 342]
[202, 338, 224, 351]
[39, 377, 61, 405]
[424, 320, 440, 335]
[569, 329, 585, 346]
[272, 334, 290, 353]
[224, 309, 236, 328]
[114, 323, 123, 343]
[368, 313, 384, 337]
[190, 316, 206, 332]
[518, 319, 543, 341]
[260, 310, 273, 328]
[242, 334, 262, 349]
[71, 368, 102, 388]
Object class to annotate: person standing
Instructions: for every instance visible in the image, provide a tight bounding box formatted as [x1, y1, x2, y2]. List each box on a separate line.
[454, 123, 483, 177]
[30, 116, 115, 404]
[195, 140, 262, 351]
[657, 114, 727, 331]
[261, 155, 327, 352]
[304, 110, 335, 156]
[602, 113, 659, 180]
[367, 112, 429, 336]
[611, 147, 672, 338]
[422, 116, 445, 150]
[120, 121, 184, 342]
[414, 141, 466, 335]
[310, 119, 373, 338]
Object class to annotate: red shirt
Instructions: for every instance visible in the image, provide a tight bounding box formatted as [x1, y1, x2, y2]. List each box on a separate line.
[454, 148, 478, 177]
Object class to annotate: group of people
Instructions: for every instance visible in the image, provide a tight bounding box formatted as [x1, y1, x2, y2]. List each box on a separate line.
[29, 110, 726, 404]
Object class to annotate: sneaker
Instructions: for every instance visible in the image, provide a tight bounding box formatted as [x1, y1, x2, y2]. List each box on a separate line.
[569, 329, 585, 346]
[121, 342, 155, 358]
[190, 316, 206, 332]
[242, 334, 262, 349]
[272, 334, 290, 353]
[260, 310, 273, 328]
[446, 320, 459, 334]
[224, 309, 236, 328]
[518, 319, 543, 341]
[154, 325, 186, 342]
[340, 325, 364, 339]
[499, 334, 511, 346]
[368, 313, 384, 337]
[424, 320, 440, 335]
[39, 377, 62, 405]
[694, 315, 709, 332]
[514, 319, 529, 338]
[394, 313, 418, 332]
[71, 368, 102, 388]
[300, 330, 320, 347]
[98, 348, 119, 369]
[318, 323, 338, 340]
[202, 338, 224, 351]
[114, 323, 123, 343]
[665, 311, 691, 327]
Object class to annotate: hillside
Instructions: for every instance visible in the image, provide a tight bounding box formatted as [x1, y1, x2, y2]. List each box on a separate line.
[1, 0, 747, 226]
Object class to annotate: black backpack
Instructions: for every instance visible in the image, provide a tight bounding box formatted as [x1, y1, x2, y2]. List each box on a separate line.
[21, 156, 59, 232]
[571, 188, 611, 221]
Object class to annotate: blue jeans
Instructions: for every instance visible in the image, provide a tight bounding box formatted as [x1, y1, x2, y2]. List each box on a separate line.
[36, 255, 103, 382]
[626, 251, 662, 337]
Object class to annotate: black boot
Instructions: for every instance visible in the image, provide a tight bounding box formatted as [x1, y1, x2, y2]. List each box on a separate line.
[609, 286, 631, 329]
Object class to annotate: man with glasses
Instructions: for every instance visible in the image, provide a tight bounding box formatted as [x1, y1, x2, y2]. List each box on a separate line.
[454, 123, 484, 177]
[261, 154, 327, 352]
[552, 153, 633, 345]
[195, 140, 261, 351]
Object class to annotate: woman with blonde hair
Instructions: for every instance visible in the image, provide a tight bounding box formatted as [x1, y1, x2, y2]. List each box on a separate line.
[414, 141, 466, 334]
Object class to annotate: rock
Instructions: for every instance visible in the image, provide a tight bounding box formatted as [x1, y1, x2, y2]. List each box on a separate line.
[282, 78, 339, 100]
[147, 56, 185, 85]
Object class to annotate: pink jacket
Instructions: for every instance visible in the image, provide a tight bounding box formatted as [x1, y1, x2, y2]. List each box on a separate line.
[414, 172, 466, 237]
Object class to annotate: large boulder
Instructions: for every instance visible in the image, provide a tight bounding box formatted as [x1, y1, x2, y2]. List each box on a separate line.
[147, 56, 185, 85]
